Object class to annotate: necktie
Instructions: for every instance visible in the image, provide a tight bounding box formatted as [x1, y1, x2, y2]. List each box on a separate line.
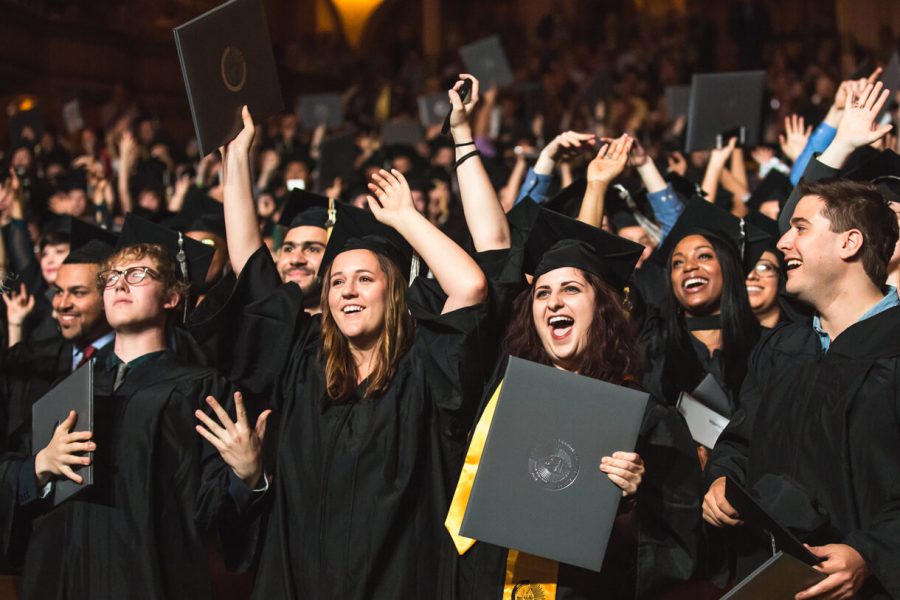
[445, 380, 559, 598]
[113, 362, 129, 391]
[76, 345, 97, 369]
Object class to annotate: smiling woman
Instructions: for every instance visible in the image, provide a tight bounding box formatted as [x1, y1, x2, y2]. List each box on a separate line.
[640, 198, 767, 417]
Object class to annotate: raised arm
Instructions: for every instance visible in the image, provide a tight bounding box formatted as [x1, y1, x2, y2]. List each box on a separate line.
[818, 81, 893, 170]
[219, 106, 263, 276]
[368, 169, 487, 313]
[578, 134, 632, 227]
[700, 137, 737, 202]
[448, 74, 510, 251]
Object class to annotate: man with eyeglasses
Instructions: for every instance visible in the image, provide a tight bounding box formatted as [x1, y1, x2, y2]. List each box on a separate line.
[0, 215, 258, 600]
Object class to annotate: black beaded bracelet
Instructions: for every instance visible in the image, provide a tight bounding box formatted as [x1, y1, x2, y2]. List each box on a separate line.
[454, 150, 481, 169]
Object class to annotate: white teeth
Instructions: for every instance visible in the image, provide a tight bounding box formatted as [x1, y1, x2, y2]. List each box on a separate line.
[747, 285, 764, 292]
[342, 305, 363, 314]
[548, 316, 574, 326]
[683, 277, 708, 289]
[786, 259, 802, 269]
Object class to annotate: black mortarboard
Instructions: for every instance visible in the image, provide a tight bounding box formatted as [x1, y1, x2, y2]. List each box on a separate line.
[317, 130, 358, 190]
[297, 93, 344, 129]
[747, 170, 793, 212]
[62, 220, 118, 265]
[543, 179, 587, 217]
[278, 188, 331, 229]
[664, 85, 691, 121]
[115, 213, 215, 291]
[653, 197, 772, 274]
[611, 210, 641, 232]
[665, 172, 704, 202]
[524, 207, 644, 291]
[319, 203, 414, 280]
[417, 92, 452, 128]
[684, 70, 765, 152]
[63, 169, 89, 193]
[459, 35, 514, 88]
[843, 149, 900, 182]
[173, 0, 284, 156]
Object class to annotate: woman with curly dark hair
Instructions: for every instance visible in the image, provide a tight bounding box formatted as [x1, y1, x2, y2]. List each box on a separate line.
[444, 206, 701, 600]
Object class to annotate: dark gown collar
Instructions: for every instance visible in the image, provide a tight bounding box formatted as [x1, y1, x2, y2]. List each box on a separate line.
[685, 314, 721, 331]
[828, 305, 900, 360]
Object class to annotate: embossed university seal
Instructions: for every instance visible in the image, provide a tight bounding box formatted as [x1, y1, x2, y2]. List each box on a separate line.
[512, 581, 548, 600]
[528, 438, 579, 490]
[220, 46, 247, 92]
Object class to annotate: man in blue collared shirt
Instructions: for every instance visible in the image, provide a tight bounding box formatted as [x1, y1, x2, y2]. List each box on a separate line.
[703, 178, 900, 599]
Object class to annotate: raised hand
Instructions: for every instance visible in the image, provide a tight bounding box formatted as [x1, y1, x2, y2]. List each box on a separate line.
[367, 169, 417, 229]
[34, 410, 94, 487]
[821, 81, 894, 170]
[709, 136, 739, 168]
[778, 114, 811, 163]
[588, 134, 634, 184]
[626, 136, 648, 167]
[448, 74, 481, 132]
[3, 283, 35, 327]
[544, 130, 597, 163]
[600, 451, 644, 497]
[195, 392, 270, 488]
[220, 105, 256, 165]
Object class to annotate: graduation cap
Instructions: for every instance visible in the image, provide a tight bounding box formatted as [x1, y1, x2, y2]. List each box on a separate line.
[115, 213, 215, 292]
[297, 93, 344, 129]
[524, 207, 644, 291]
[63, 220, 118, 265]
[319, 203, 414, 281]
[653, 197, 772, 274]
[664, 85, 692, 121]
[684, 71, 765, 152]
[317, 130, 358, 190]
[610, 210, 641, 232]
[417, 92, 453, 129]
[747, 170, 793, 212]
[665, 172, 704, 202]
[459, 35, 514, 88]
[173, 0, 284, 156]
[278, 188, 332, 230]
[842, 149, 900, 203]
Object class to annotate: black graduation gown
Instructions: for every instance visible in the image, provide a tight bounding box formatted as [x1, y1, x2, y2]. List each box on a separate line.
[191, 245, 491, 599]
[639, 311, 739, 415]
[444, 248, 701, 600]
[0, 350, 237, 599]
[708, 307, 900, 599]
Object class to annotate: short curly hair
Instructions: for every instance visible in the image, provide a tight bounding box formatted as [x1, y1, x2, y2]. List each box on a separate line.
[99, 243, 190, 304]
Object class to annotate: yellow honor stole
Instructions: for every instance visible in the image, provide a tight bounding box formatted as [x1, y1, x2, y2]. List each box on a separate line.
[445, 380, 559, 599]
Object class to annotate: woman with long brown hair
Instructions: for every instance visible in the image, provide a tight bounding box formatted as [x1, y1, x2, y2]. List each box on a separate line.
[190, 107, 490, 599]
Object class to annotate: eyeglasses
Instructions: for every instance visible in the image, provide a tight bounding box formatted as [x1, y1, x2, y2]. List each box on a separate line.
[98, 266, 160, 288]
[750, 262, 780, 278]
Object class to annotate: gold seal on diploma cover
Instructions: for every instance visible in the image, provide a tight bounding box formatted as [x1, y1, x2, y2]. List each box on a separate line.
[512, 581, 548, 600]
[220, 46, 247, 92]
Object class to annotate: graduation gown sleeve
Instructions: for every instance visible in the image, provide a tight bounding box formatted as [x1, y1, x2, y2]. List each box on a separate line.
[188, 244, 309, 399]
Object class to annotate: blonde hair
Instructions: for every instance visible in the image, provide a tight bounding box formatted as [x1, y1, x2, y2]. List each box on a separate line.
[100, 243, 190, 302]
